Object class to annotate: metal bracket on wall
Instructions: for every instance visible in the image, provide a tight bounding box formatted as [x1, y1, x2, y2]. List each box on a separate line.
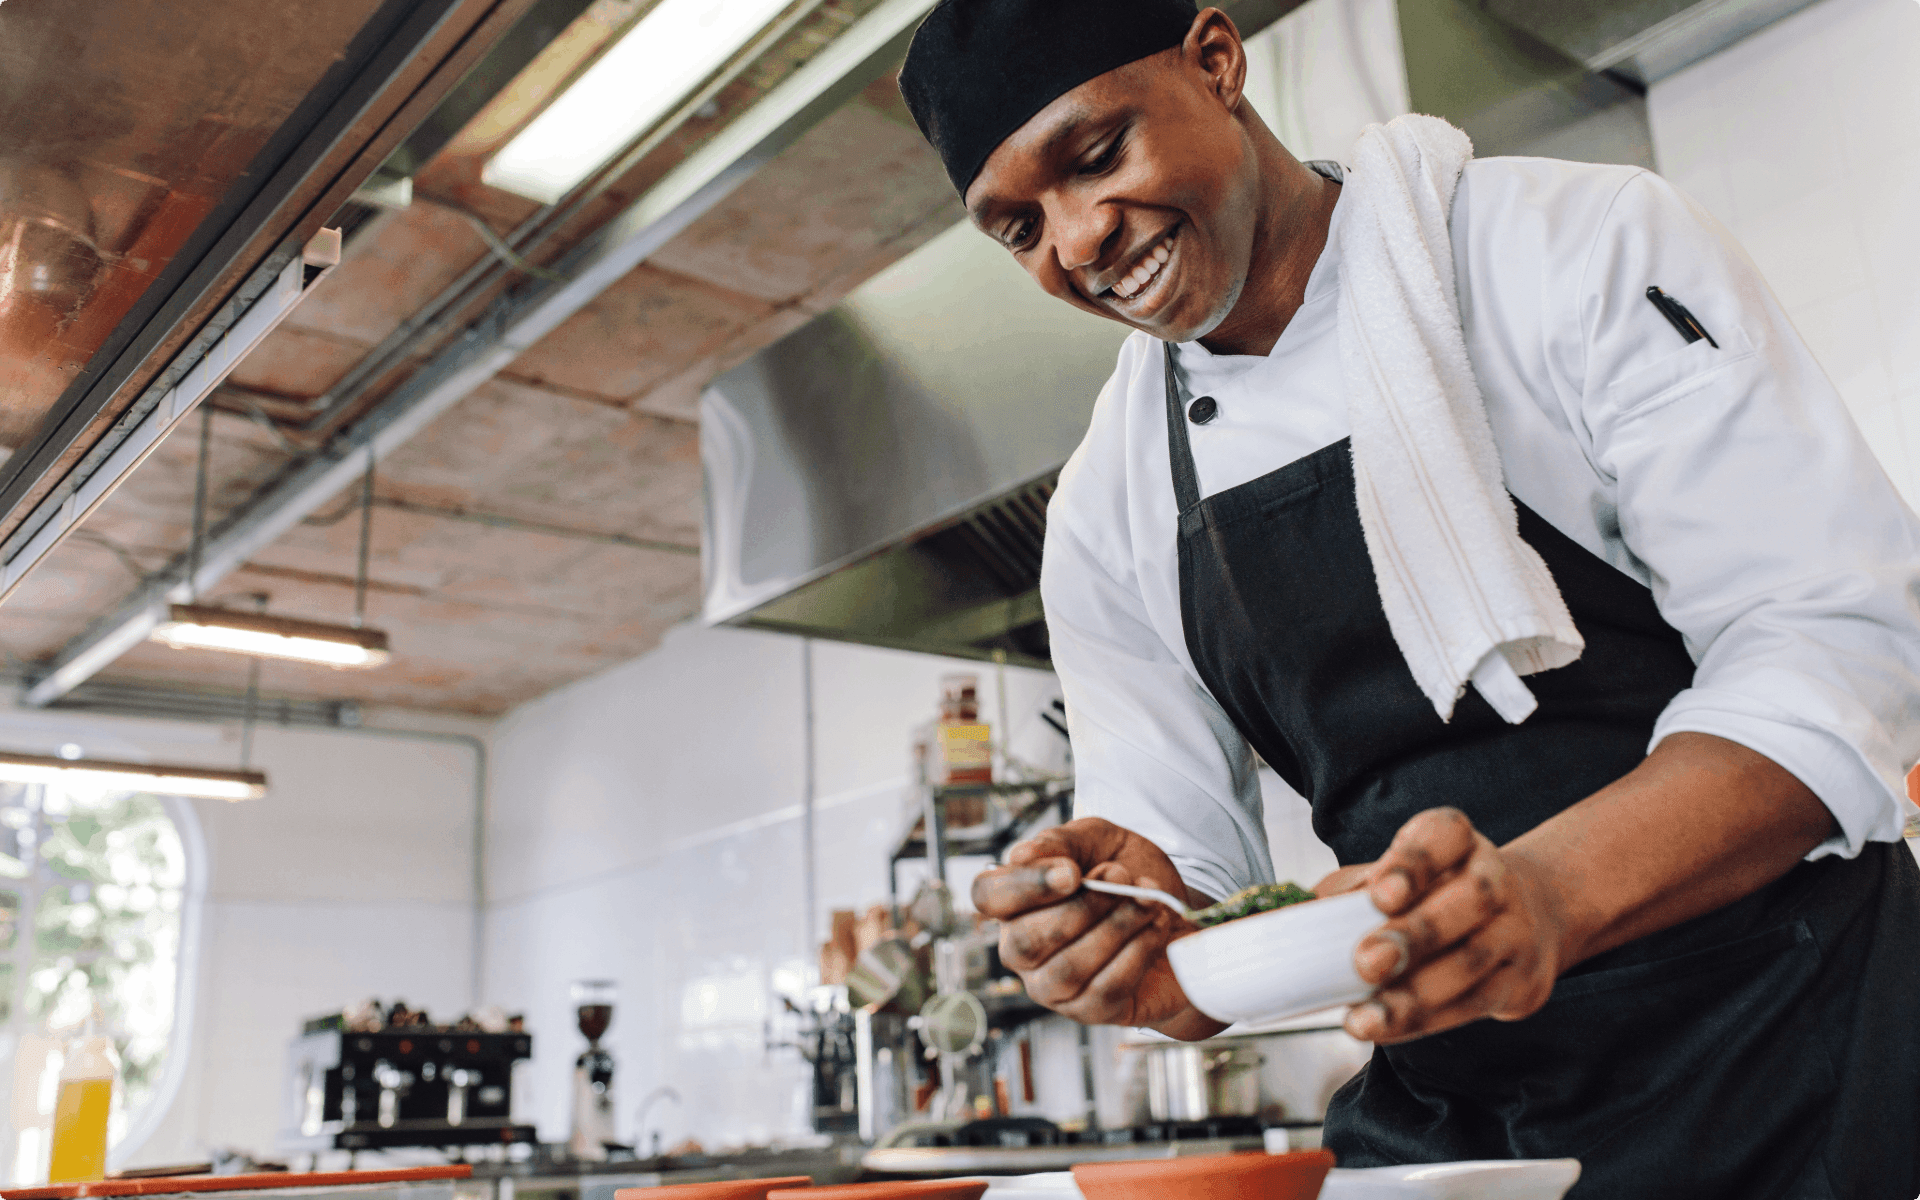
[0, 231, 342, 610]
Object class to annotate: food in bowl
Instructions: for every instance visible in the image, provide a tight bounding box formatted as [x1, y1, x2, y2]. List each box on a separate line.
[1188, 881, 1317, 927]
[1167, 889, 1385, 1025]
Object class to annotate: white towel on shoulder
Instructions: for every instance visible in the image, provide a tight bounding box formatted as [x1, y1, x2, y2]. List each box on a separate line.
[1336, 114, 1583, 724]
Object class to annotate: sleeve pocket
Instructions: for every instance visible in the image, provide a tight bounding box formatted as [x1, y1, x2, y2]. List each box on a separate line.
[1605, 324, 1760, 420]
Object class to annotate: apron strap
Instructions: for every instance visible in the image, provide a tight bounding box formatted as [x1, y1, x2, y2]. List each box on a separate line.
[1162, 342, 1205, 529]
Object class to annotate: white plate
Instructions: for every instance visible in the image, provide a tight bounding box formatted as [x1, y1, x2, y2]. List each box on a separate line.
[1166, 890, 1384, 1025]
[981, 1172, 1080, 1199]
[1322, 1160, 1582, 1200]
[980, 1160, 1581, 1200]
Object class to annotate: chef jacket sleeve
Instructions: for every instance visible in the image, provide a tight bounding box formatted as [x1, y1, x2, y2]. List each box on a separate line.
[1577, 170, 1920, 858]
[1040, 475, 1275, 902]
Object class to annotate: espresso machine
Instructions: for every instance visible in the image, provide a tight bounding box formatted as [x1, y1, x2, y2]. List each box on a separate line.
[567, 980, 620, 1160]
[279, 1002, 535, 1152]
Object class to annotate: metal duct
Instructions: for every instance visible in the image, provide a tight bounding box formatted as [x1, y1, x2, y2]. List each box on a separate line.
[1479, 0, 1824, 85]
[699, 216, 1126, 667]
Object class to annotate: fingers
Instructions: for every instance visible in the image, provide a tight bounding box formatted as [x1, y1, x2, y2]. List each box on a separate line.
[1006, 860, 1174, 1021]
[1354, 841, 1517, 984]
[1341, 838, 1565, 1045]
[1345, 927, 1554, 1044]
[1311, 862, 1373, 898]
[980, 819, 1134, 918]
[973, 857, 1083, 919]
[1005, 817, 1127, 869]
[1367, 807, 1479, 915]
[1061, 910, 1176, 1022]
[1022, 890, 1166, 1012]
[994, 860, 1161, 972]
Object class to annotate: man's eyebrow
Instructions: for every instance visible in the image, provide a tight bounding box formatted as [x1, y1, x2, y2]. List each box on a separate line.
[967, 107, 1107, 224]
[1036, 109, 1094, 158]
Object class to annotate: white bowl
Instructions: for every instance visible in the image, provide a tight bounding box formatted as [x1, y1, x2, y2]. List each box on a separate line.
[1166, 890, 1385, 1025]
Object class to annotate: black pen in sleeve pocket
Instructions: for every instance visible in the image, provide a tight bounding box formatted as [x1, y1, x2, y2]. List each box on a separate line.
[1646, 286, 1720, 348]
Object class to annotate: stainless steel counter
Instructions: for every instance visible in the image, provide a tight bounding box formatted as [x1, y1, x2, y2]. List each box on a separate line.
[454, 1149, 862, 1200]
[860, 1134, 1293, 1176]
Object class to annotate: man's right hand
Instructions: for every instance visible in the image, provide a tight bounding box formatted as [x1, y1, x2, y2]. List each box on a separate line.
[971, 817, 1227, 1040]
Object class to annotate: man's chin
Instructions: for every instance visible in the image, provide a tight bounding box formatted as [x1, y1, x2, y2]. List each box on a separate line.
[1143, 295, 1235, 345]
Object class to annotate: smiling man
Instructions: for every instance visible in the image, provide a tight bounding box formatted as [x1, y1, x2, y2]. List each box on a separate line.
[896, 0, 1920, 1195]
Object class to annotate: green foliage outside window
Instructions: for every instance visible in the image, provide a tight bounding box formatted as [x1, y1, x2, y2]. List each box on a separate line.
[0, 781, 186, 1138]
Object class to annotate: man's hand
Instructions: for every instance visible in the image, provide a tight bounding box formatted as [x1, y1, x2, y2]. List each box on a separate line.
[1314, 808, 1566, 1044]
[972, 817, 1226, 1039]
[1320, 732, 1836, 1045]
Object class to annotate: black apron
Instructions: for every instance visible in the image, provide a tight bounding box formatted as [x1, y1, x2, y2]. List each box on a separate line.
[1158, 343, 1920, 1199]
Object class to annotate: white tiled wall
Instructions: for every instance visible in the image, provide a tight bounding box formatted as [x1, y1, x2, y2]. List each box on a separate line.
[1647, 0, 1920, 502]
[480, 619, 1351, 1149]
[481, 626, 1069, 1149]
[0, 703, 486, 1170]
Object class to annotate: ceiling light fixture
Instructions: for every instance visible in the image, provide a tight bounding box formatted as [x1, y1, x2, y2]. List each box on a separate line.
[149, 439, 392, 671]
[483, 0, 798, 203]
[0, 751, 267, 803]
[150, 605, 392, 669]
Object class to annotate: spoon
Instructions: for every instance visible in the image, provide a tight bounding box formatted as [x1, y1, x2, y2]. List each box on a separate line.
[1082, 877, 1194, 918]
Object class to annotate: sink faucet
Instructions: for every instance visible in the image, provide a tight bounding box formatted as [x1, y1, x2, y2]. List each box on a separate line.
[634, 1085, 682, 1157]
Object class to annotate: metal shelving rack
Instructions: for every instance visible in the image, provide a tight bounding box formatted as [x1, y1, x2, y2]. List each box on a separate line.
[887, 779, 1074, 903]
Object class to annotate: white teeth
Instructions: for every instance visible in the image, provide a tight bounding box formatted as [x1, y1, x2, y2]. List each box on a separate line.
[1111, 232, 1177, 301]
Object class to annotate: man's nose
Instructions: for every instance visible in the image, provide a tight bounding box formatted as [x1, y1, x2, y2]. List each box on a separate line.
[1050, 200, 1119, 276]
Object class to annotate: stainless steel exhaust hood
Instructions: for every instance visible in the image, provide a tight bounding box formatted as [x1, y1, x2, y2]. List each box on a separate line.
[1479, 0, 1824, 85]
[699, 219, 1126, 666]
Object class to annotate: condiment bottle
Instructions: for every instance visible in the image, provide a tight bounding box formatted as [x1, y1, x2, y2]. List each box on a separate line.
[47, 1027, 117, 1183]
[935, 674, 993, 790]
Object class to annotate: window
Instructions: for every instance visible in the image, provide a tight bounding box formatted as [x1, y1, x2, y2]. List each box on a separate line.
[0, 781, 198, 1184]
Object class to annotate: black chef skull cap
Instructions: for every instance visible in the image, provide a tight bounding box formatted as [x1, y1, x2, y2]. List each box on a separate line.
[899, 0, 1200, 199]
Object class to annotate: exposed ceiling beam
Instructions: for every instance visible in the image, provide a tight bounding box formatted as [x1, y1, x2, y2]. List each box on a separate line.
[0, 233, 343, 604]
[0, 0, 541, 553]
[22, 0, 942, 708]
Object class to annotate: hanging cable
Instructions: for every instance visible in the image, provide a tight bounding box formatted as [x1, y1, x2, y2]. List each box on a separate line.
[354, 450, 375, 629]
[240, 659, 261, 769]
[187, 404, 212, 602]
[239, 592, 267, 771]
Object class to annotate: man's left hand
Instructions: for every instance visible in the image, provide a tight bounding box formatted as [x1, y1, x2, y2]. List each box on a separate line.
[1314, 807, 1568, 1044]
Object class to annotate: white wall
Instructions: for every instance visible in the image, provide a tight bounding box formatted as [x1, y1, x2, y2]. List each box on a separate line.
[480, 625, 1069, 1150]
[1648, 0, 1920, 502]
[479, 618, 1344, 1149]
[0, 703, 485, 1170]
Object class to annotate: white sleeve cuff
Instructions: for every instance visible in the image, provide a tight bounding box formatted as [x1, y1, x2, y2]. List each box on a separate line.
[1168, 855, 1251, 908]
[1651, 686, 1915, 860]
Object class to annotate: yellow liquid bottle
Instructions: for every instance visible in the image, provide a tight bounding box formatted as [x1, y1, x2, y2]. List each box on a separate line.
[47, 1036, 116, 1183]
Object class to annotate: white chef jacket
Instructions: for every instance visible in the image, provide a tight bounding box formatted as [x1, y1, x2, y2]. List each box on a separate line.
[1042, 155, 1920, 904]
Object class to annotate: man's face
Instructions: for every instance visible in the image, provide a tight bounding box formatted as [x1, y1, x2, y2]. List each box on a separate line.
[963, 21, 1259, 344]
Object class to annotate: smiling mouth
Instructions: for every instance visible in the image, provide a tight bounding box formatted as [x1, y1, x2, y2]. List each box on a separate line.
[1104, 227, 1178, 302]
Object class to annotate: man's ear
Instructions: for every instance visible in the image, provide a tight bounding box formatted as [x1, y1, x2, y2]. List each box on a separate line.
[1186, 7, 1248, 113]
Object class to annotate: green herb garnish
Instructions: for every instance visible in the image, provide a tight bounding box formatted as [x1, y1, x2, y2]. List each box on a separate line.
[1189, 881, 1316, 927]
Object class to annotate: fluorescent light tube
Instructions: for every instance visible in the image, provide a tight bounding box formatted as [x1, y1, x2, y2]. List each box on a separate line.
[483, 0, 797, 203]
[150, 605, 391, 670]
[0, 751, 267, 803]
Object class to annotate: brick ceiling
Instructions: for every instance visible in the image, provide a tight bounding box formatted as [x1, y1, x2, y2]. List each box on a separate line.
[0, 41, 965, 715]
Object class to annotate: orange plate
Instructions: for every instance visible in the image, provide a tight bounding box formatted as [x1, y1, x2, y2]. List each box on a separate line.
[612, 1177, 812, 1200]
[2, 1166, 473, 1200]
[1072, 1150, 1334, 1200]
[768, 1184, 984, 1200]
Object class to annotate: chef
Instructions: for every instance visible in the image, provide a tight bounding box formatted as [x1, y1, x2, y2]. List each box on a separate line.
[895, 0, 1920, 1194]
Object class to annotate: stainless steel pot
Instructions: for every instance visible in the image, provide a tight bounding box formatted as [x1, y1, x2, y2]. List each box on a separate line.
[1144, 1043, 1265, 1121]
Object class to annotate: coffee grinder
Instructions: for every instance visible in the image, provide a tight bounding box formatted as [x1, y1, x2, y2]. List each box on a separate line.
[567, 980, 618, 1160]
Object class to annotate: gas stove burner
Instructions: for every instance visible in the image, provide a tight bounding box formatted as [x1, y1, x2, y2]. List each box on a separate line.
[899, 1114, 1270, 1150]
[1074, 1115, 1266, 1145]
